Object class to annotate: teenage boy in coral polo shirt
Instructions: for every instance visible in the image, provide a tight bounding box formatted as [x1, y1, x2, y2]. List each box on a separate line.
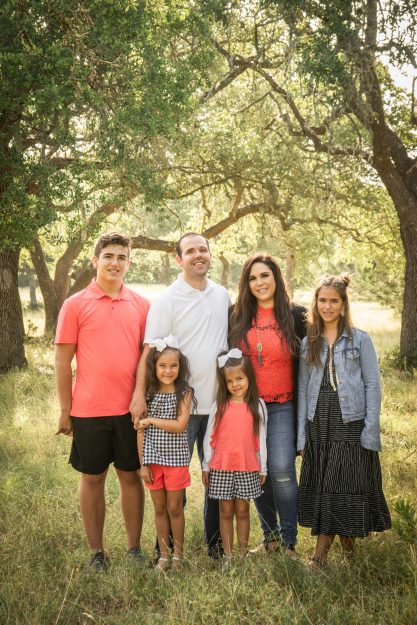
[55, 232, 149, 571]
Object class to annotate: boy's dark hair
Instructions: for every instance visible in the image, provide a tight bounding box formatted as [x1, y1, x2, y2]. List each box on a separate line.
[94, 232, 132, 258]
[215, 352, 262, 434]
[175, 232, 210, 258]
[145, 347, 196, 415]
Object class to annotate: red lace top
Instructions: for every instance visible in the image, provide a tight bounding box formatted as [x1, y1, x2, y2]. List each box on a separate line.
[243, 306, 293, 403]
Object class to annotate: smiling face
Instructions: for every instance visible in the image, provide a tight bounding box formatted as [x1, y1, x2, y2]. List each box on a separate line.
[155, 349, 180, 392]
[248, 262, 277, 308]
[176, 234, 212, 285]
[316, 287, 344, 326]
[92, 244, 130, 290]
[224, 365, 249, 402]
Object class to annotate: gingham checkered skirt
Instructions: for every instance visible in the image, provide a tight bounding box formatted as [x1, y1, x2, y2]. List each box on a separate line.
[208, 469, 262, 500]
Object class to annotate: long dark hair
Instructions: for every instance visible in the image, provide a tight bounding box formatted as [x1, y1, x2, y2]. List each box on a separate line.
[215, 352, 263, 435]
[145, 347, 196, 415]
[306, 273, 353, 366]
[229, 253, 299, 355]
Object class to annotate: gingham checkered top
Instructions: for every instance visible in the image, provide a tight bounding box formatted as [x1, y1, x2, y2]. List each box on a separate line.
[142, 392, 190, 466]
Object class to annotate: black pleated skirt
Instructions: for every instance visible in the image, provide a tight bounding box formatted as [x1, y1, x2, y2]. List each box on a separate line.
[298, 363, 391, 537]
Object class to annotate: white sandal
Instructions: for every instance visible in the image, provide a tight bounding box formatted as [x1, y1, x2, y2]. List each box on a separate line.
[155, 556, 169, 573]
[171, 555, 183, 571]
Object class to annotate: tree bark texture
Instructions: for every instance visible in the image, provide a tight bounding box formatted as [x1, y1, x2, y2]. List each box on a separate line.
[399, 223, 417, 365]
[30, 238, 60, 338]
[0, 249, 27, 372]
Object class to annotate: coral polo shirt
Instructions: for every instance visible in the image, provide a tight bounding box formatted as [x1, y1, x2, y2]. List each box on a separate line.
[55, 279, 149, 417]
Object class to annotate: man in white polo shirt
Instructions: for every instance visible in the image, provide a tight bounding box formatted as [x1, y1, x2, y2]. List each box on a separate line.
[130, 232, 230, 558]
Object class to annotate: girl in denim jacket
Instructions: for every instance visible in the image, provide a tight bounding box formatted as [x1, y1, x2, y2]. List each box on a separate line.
[297, 274, 391, 569]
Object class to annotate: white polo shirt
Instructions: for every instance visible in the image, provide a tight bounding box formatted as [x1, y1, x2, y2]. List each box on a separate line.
[144, 276, 231, 414]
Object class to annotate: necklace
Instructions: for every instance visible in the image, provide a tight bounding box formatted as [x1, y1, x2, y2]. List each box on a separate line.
[253, 309, 277, 366]
[328, 343, 340, 391]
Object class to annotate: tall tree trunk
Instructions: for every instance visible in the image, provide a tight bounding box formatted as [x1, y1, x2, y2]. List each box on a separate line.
[28, 267, 38, 308]
[68, 261, 95, 297]
[159, 254, 172, 286]
[399, 220, 417, 367]
[373, 158, 417, 367]
[0, 249, 27, 372]
[30, 237, 60, 338]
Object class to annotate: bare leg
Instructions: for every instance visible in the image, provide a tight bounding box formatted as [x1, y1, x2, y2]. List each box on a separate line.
[115, 468, 144, 550]
[339, 535, 355, 554]
[167, 490, 185, 562]
[312, 534, 335, 564]
[235, 499, 250, 554]
[150, 489, 170, 560]
[219, 500, 235, 557]
[79, 470, 108, 551]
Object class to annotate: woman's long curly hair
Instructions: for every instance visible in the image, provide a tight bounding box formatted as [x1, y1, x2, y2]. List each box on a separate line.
[145, 347, 196, 415]
[228, 253, 299, 355]
[215, 352, 263, 435]
[306, 273, 353, 366]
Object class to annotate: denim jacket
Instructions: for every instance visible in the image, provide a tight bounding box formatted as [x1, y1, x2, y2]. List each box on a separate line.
[297, 327, 381, 452]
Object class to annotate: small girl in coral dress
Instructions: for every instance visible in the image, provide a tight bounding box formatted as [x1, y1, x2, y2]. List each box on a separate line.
[202, 348, 267, 563]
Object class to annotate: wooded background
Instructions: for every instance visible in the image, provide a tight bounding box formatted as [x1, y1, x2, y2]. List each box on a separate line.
[1, 0, 416, 371]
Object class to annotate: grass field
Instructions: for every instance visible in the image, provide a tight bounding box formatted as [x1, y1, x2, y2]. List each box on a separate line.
[1, 291, 416, 625]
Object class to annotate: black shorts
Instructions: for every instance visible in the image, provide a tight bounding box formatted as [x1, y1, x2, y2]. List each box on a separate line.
[69, 413, 140, 475]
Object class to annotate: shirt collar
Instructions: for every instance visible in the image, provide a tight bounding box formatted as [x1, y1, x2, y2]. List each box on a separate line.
[88, 278, 131, 301]
[176, 274, 214, 295]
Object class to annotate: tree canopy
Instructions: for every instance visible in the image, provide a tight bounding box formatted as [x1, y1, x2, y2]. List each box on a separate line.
[1, 0, 416, 371]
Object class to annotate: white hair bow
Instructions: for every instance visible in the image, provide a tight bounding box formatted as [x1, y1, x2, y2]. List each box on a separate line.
[148, 335, 179, 352]
[217, 348, 243, 368]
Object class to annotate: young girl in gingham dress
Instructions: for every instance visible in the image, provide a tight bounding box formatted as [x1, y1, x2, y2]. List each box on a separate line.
[202, 348, 267, 563]
[137, 335, 195, 573]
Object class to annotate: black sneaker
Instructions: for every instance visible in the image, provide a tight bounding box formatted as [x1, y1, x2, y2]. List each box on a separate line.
[88, 551, 110, 572]
[208, 544, 224, 560]
[127, 547, 148, 565]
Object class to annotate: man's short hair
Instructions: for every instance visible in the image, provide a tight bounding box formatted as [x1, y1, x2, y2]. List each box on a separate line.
[175, 232, 210, 258]
[94, 232, 132, 258]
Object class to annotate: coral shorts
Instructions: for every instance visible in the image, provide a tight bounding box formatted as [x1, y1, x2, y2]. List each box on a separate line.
[145, 464, 191, 491]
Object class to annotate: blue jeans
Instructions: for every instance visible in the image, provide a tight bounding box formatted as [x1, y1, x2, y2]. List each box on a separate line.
[254, 401, 298, 546]
[187, 414, 221, 552]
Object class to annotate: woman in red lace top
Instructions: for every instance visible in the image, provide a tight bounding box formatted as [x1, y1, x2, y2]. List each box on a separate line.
[229, 253, 306, 555]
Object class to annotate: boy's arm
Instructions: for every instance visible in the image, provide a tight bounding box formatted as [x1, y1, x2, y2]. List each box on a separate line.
[55, 343, 76, 435]
[138, 392, 192, 434]
[129, 344, 150, 425]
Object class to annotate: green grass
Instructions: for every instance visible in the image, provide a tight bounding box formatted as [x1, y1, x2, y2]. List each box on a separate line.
[0, 301, 416, 625]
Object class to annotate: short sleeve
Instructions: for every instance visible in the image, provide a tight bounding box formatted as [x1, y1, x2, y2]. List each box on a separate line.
[144, 298, 172, 344]
[55, 299, 79, 344]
